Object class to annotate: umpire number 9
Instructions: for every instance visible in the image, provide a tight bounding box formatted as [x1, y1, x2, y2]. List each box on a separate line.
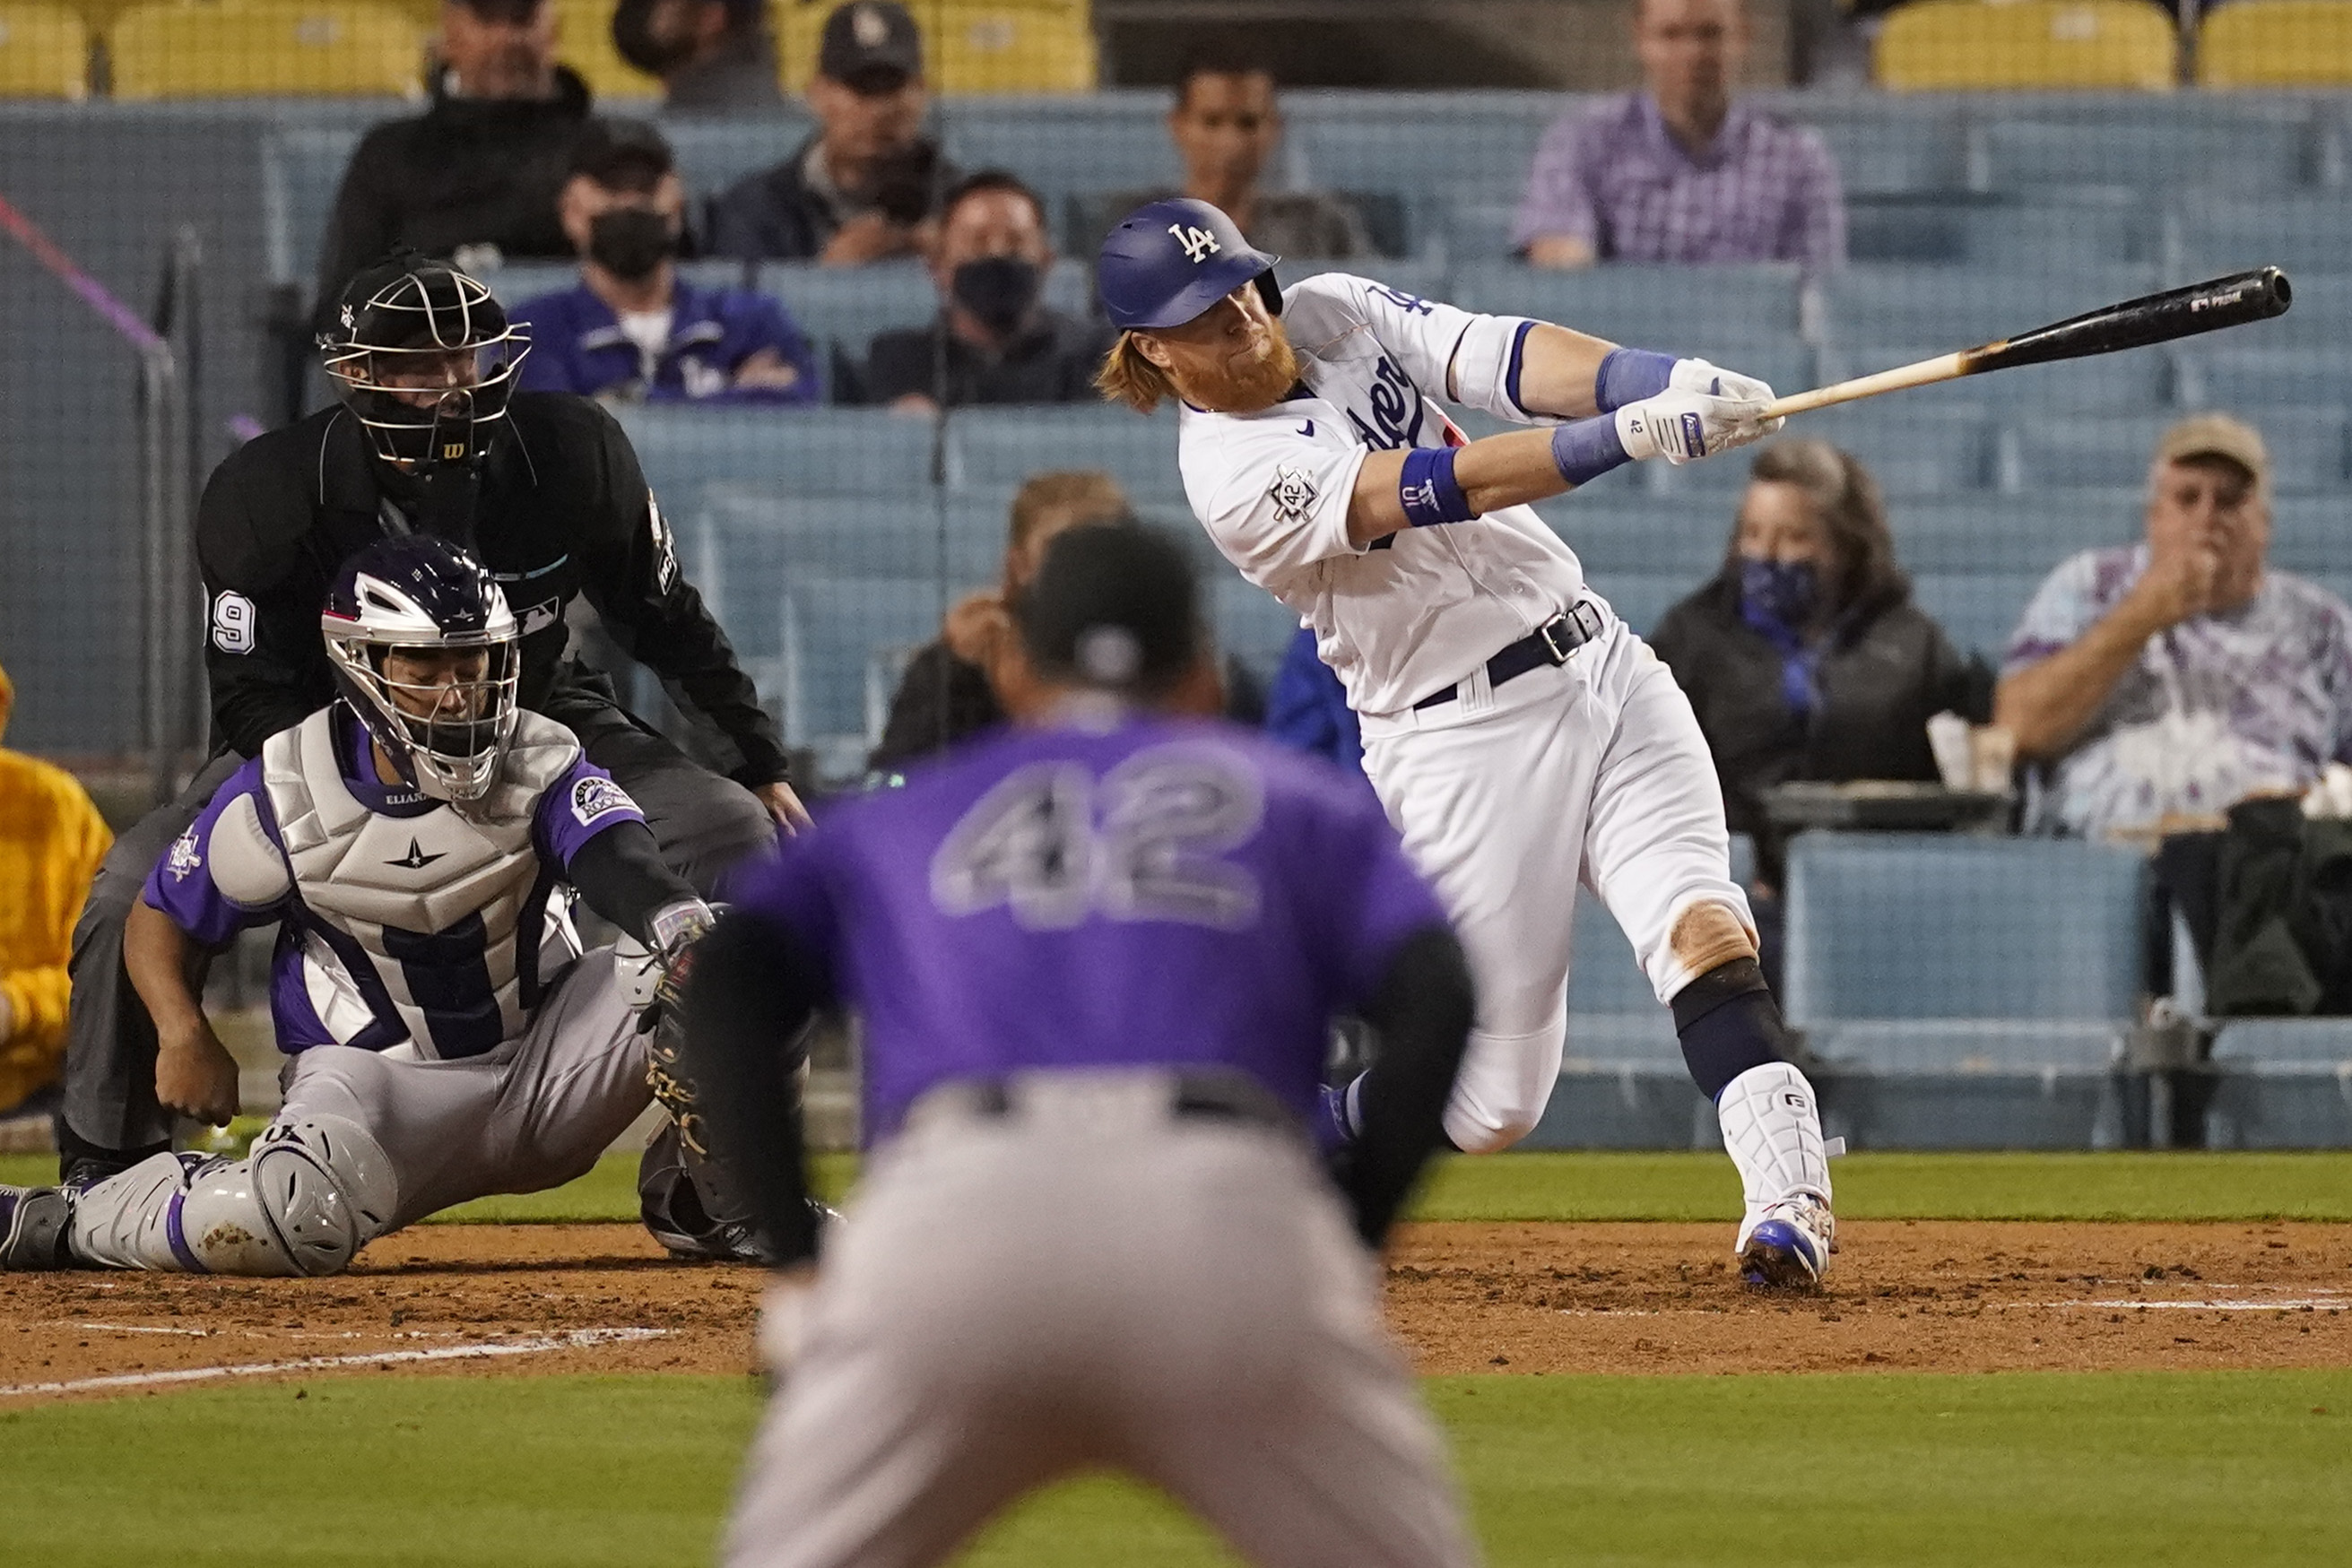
[930, 749, 1266, 932]
[211, 590, 257, 654]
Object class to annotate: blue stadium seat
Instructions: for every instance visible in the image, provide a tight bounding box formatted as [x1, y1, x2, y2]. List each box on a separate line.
[2004, 407, 2348, 491]
[2174, 198, 2352, 285]
[1976, 113, 2317, 195]
[260, 124, 360, 286]
[1820, 264, 2160, 351]
[1789, 105, 1968, 195]
[1211, 576, 1305, 678]
[1584, 572, 1698, 637]
[663, 118, 811, 199]
[2264, 495, 2352, 576]
[1845, 191, 2157, 268]
[1562, 835, 1758, 1064]
[691, 487, 1008, 600]
[1536, 496, 1731, 579]
[615, 405, 942, 499]
[1286, 99, 1557, 209]
[1783, 834, 2146, 1069]
[939, 96, 1179, 204]
[758, 260, 939, 360]
[1886, 490, 2140, 576]
[951, 405, 1185, 505]
[1907, 572, 2047, 660]
[2204, 1020, 2352, 1148]
[1446, 262, 1805, 345]
[2179, 344, 2351, 412]
[779, 574, 954, 743]
[1825, 340, 2174, 414]
[1793, 404, 2000, 495]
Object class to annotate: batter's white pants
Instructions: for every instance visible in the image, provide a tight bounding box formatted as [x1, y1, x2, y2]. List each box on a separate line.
[724, 1070, 1477, 1568]
[69, 949, 653, 1272]
[1358, 613, 1751, 1153]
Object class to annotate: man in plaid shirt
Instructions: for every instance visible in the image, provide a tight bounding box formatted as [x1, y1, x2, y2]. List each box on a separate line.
[1512, 0, 1844, 273]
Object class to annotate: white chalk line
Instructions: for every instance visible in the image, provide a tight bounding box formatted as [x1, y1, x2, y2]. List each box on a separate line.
[0, 1326, 667, 1398]
[2058, 1297, 2348, 1312]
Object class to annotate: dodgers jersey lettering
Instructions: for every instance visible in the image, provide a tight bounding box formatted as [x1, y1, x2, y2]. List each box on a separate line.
[731, 715, 1449, 1139]
[145, 706, 646, 1060]
[1177, 272, 1600, 716]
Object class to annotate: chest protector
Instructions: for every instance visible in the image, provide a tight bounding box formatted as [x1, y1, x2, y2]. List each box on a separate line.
[261, 707, 582, 1060]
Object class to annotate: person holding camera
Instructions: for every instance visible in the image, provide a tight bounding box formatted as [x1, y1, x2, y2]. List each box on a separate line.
[704, 2, 959, 265]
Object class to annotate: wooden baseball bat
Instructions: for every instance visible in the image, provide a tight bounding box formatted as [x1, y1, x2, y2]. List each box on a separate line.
[1759, 267, 2293, 420]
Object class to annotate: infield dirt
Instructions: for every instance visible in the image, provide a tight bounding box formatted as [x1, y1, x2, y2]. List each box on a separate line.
[3, 1220, 2348, 1399]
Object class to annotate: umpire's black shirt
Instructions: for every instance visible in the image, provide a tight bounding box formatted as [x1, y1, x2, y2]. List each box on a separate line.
[197, 391, 790, 786]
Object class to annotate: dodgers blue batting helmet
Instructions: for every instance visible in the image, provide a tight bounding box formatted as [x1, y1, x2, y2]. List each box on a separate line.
[1096, 198, 1281, 332]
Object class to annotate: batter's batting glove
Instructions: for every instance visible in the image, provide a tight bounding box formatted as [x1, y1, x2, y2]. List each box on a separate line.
[1616, 388, 1782, 466]
[1671, 356, 1779, 407]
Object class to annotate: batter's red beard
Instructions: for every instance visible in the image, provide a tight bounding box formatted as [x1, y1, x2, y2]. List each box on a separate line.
[1175, 323, 1302, 414]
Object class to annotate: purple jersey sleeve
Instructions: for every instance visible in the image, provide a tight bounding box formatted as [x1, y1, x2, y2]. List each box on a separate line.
[533, 755, 650, 870]
[729, 826, 847, 983]
[143, 758, 287, 948]
[1300, 784, 1453, 1006]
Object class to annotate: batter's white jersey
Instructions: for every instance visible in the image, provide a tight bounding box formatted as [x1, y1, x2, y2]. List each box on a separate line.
[1177, 272, 1587, 716]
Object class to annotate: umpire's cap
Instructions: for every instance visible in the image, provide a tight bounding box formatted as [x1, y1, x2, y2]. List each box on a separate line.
[1016, 524, 1200, 693]
[1097, 197, 1280, 332]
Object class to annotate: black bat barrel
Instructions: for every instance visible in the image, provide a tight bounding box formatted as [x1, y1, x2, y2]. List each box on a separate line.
[1973, 267, 2293, 374]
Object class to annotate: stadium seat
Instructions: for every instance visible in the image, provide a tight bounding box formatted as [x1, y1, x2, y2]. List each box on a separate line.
[1906, 571, 2047, 659]
[778, 574, 950, 743]
[951, 405, 1184, 506]
[2204, 1019, 2352, 1148]
[1287, 98, 1556, 210]
[2197, 0, 2352, 87]
[109, 0, 426, 100]
[1783, 833, 2146, 1062]
[2179, 344, 2352, 414]
[1886, 489, 2141, 577]
[259, 123, 360, 284]
[692, 487, 1007, 595]
[953, 101, 1179, 212]
[0, 1, 88, 98]
[2004, 407, 2348, 491]
[2261, 495, 2352, 576]
[1790, 105, 1967, 195]
[780, 0, 1095, 93]
[490, 256, 748, 309]
[1873, 0, 2178, 92]
[2174, 201, 2352, 290]
[1536, 495, 1730, 580]
[1819, 264, 2161, 352]
[666, 118, 811, 198]
[551, 0, 659, 100]
[759, 258, 938, 365]
[1447, 261, 1804, 345]
[1976, 114, 2316, 195]
[1582, 572, 1696, 637]
[1827, 341, 2173, 414]
[614, 405, 942, 500]
[1211, 576, 1304, 679]
[1844, 191, 2157, 269]
[1779, 403, 2000, 497]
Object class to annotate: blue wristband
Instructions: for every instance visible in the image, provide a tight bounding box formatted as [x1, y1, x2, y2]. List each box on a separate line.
[1399, 446, 1477, 527]
[1594, 347, 1677, 413]
[1550, 415, 1631, 488]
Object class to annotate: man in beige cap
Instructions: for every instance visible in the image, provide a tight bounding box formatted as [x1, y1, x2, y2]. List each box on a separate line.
[1995, 413, 2352, 838]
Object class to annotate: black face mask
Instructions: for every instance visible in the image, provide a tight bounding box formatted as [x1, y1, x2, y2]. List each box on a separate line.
[950, 256, 1044, 337]
[611, 0, 697, 75]
[588, 207, 676, 282]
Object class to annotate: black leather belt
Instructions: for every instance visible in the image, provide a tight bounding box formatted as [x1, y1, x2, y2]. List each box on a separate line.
[959, 1070, 1295, 1131]
[1412, 599, 1607, 711]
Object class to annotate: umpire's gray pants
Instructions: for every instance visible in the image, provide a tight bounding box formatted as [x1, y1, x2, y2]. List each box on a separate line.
[724, 1070, 1478, 1568]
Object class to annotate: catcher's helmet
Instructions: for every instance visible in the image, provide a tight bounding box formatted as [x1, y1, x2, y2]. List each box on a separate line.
[317, 251, 531, 469]
[322, 535, 520, 804]
[1096, 197, 1280, 332]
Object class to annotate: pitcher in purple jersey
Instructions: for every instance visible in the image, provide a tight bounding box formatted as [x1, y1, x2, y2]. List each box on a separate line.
[0, 539, 733, 1278]
[681, 524, 1481, 1568]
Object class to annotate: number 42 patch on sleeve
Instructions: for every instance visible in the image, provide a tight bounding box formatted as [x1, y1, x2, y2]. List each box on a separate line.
[571, 775, 639, 828]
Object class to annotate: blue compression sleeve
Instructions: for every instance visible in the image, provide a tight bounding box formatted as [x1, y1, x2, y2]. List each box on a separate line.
[1594, 347, 1677, 412]
[1399, 446, 1477, 526]
[1549, 414, 1631, 488]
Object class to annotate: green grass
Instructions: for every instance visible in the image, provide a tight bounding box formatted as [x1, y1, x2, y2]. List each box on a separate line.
[3, 1370, 2346, 1566]
[10, 1149, 2351, 1224]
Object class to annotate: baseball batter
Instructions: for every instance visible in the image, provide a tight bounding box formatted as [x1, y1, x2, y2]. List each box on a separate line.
[1095, 198, 1836, 1286]
[680, 524, 1481, 1568]
[0, 537, 721, 1277]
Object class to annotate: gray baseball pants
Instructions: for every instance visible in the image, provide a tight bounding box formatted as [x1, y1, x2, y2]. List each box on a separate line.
[723, 1070, 1478, 1568]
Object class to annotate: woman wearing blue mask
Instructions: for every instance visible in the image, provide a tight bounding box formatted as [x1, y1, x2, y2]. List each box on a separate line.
[1650, 439, 1992, 971]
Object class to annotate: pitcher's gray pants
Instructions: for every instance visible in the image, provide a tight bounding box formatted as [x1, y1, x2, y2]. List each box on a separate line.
[724, 1070, 1478, 1568]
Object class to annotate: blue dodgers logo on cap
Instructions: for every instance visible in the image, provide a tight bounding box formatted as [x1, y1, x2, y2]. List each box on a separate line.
[571, 775, 638, 828]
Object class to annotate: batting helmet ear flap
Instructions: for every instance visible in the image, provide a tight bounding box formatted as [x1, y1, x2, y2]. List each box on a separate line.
[1254, 268, 1283, 318]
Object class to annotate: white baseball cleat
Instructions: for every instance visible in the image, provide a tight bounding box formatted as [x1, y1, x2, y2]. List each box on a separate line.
[1737, 1194, 1835, 1289]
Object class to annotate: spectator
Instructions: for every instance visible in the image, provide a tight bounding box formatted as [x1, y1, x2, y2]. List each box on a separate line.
[512, 121, 818, 404]
[1511, 0, 1844, 272]
[0, 658, 112, 1131]
[1996, 415, 2352, 840]
[611, 0, 785, 114]
[842, 171, 1113, 411]
[1650, 438, 1991, 889]
[314, 0, 601, 317]
[870, 471, 1135, 775]
[705, 1, 959, 264]
[1099, 48, 1370, 262]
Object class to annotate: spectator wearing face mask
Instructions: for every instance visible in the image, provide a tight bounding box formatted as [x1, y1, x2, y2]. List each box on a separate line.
[1649, 439, 1990, 893]
[611, 0, 785, 115]
[510, 121, 818, 404]
[705, 1, 959, 264]
[839, 170, 1112, 412]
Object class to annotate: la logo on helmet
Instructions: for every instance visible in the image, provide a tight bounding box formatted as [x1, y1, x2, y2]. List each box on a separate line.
[1168, 224, 1221, 264]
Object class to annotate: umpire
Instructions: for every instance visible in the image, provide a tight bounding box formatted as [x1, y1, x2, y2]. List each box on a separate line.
[56, 252, 802, 1195]
[681, 524, 1480, 1568]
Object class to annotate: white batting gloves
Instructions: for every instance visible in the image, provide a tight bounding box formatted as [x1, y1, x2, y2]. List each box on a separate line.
[1671, 356, 1779, 407]
[1615, 388, 1781, 465]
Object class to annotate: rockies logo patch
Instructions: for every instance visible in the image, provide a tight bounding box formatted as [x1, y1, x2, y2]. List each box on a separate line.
[570, 775, 638, 828]
[1268, 464, 1318, 525]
